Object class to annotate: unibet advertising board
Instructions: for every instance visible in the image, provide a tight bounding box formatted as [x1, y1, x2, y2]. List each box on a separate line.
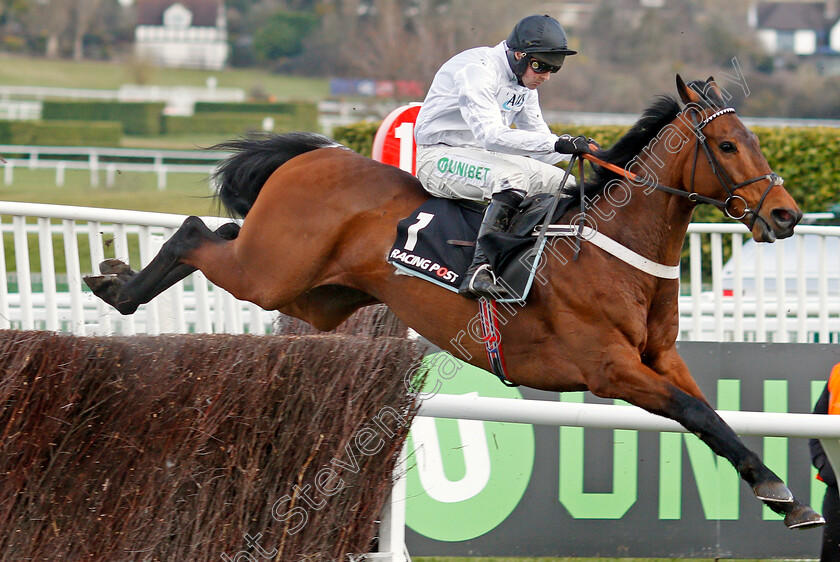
[404, 342, 840, 558]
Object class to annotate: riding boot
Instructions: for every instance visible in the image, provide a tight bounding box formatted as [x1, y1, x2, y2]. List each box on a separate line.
[459, 190, 524, 300]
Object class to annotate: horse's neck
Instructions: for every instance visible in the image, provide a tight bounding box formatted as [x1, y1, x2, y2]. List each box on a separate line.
[589, 143, 694, 268]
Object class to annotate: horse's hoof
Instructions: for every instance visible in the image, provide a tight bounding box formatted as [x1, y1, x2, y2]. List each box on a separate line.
[99, 258, 135, 278]
[83, 274, 137, 315]
[84, 274, 122, 304]
[753, 481, 794, 503]
[784, 502, 825, 529]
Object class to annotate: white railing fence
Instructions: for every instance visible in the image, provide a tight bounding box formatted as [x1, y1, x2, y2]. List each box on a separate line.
[1, 201, 839, 341]
[680, 223, 840, 343]
[0, 145, 226, 190]
[0, 201, 275, 336]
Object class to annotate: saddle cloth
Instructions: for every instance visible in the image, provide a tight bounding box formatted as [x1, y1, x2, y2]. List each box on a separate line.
[388, 193, 577, 303]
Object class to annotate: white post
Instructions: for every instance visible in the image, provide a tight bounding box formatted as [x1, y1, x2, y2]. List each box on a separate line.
[819, 236, 829, 343]
[248, 303, 264, 334]
[775, 242, 787, 343]
[0, 219, 9, 329]
[56, 162, 65, 187]
[689, 232, 702, 340]
[90, 151, 99, 187]
[37, 218, 59, 331]
[87, 220, 111, 335]
[193, 271, 212, 333]
[223, 291, 241, 334]
[4, 160, 12, 185]
[113, 223, 135, 335]
[756, 244, 766, 341]
[732, 232, 744, 342]
[12, 216, 34, 329]
[212, 284, 225, 333]
[796, 234, 807, 343]
[62, 219, 86, 335]
[711, 232, 723, 340]
[373, 444, 408, 562]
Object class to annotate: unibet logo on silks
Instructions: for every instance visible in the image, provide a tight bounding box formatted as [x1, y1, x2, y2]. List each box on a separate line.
[405, 353, 535, 542]
[435, 157, 491, 183]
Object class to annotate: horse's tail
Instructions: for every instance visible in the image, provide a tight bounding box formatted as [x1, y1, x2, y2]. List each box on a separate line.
[210, 132, 341, 218]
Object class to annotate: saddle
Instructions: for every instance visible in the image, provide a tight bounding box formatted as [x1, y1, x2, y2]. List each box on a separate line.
[388, 192, 578, 303]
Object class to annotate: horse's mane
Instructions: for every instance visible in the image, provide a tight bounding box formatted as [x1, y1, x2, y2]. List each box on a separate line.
[583, 94, 681, 199]
[583, 79, 725, 200]
[211, 132, 339, 219]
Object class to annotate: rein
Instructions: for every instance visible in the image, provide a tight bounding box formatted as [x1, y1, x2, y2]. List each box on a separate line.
[581, 106, 783, 229]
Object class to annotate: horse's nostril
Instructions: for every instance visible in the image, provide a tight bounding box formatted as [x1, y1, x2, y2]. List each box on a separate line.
[771, 208, 801, 228]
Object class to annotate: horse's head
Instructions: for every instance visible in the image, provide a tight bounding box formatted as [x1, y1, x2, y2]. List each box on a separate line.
[674, 75, 801, 242]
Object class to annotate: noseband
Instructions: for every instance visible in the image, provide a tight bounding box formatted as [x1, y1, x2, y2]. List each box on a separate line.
[685, 106, 783, 228]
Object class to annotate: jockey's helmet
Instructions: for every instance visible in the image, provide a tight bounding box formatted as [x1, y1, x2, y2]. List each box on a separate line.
[506, 14, 576, 78]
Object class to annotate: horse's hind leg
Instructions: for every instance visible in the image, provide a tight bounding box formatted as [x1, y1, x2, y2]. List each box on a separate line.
[85, 218, 240, 315]
[593, 345, 824, 529]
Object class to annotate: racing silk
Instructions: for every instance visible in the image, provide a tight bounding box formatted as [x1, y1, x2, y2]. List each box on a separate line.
[414, 41, 564, 166]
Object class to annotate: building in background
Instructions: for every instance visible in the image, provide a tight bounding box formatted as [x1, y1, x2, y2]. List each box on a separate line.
[134, 0, 228, 70]
[749, 0, 840, 55]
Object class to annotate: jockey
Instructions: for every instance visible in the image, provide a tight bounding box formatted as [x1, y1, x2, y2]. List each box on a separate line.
[414, 14, 596, 300]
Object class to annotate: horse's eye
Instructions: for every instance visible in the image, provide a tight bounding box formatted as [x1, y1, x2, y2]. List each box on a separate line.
[719, 141, 736, 153]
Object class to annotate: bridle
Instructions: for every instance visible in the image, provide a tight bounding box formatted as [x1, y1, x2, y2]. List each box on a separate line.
[686, 106, 783, 227]
[584, 105, 783, 230]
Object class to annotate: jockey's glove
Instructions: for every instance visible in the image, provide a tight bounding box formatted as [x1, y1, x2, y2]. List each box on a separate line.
[555, 134, 594, 155]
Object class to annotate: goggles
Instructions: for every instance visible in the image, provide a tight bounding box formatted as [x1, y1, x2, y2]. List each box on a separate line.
[528, 57, 562, 74]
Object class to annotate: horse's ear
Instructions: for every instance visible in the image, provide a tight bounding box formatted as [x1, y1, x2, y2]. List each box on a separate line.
[676, 74, 700, 105]
[703, 76, 727, 108]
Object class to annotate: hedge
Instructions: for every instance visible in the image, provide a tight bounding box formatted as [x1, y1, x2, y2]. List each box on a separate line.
[0, 120, 122, 146]
[332, 121, 840, 216]
[194, 101, 318, 131]
[163, 112, 314, 135]
[42, 101, 165, 135]
[332, 120, 379, 156]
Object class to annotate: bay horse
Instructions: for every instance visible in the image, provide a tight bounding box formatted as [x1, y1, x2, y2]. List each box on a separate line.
[85, 76, 822, 528]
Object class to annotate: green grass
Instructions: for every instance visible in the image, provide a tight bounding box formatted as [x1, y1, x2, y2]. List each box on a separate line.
[120, 133, 237, 151]
[0, 53, 330, 102]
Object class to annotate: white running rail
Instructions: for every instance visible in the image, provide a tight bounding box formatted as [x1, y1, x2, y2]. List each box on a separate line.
[2, 201, 839, 342]
[0, 201, 275, 336]
[0, 145, 226, 190]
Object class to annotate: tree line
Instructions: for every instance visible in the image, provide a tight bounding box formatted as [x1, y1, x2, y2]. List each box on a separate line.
[2, 0, 840, 118]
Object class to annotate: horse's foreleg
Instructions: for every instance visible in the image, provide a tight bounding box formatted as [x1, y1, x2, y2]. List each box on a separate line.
[85, 218, 240, 315]
[593, 345, 823, 529]
[665, 386, 822, 528]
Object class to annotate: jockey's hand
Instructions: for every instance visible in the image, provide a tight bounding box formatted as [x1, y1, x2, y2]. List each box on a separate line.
[555, 134, 592, 155]
[586, 137, 601, 152]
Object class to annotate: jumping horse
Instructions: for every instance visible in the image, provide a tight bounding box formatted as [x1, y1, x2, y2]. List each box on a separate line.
[85, 76, 823, 528]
